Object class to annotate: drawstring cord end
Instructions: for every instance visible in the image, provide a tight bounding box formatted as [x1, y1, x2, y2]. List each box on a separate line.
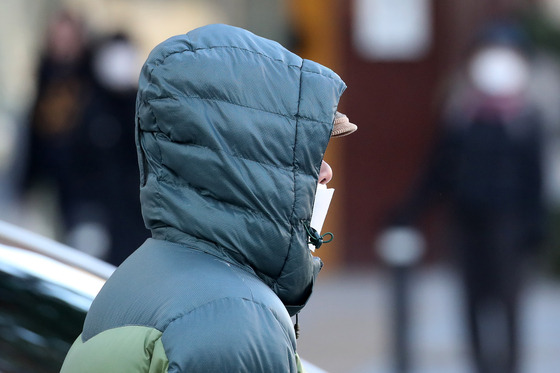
[304, 222, 334, 249]
[295, 223, 334, 338]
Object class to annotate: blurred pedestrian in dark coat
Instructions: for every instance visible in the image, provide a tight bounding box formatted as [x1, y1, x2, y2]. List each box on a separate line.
[22, 10, 97, 244]
[79, 32, 149, 265]
[22, 11, 148, 265]
[390, 22, 545, 373]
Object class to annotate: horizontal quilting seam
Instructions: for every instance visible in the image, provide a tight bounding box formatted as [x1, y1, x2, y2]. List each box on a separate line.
[163, 298, 251, 330]
[161, 44, 339, 84]
[157, 45, 301, 70]
[156, 171, 291, 227]
[163, 297, 294, 342]
[145, 95, 331, 125]
[159, 140, 293, 173]
[157, 140, 318, 182]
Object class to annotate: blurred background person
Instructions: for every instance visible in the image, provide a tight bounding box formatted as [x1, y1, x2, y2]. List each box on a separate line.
[386, 21, 545, 373]
[20, 9, 148, 265]
[19, 9, 99, 253]
[73, 31, 149, 265]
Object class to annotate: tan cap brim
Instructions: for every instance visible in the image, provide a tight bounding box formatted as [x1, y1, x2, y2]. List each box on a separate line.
[332, 111, 357, 138]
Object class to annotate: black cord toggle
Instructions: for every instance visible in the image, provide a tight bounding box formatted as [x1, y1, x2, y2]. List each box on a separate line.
[304, 222, 334, 249]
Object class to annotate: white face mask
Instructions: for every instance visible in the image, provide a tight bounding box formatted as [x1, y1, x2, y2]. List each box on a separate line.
[94, 41, 141, 91]
[468, 46, 530, 97]
[308, 184, 335, 252]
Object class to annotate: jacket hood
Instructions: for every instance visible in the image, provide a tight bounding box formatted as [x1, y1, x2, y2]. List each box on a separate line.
[135, 24, 346, 314]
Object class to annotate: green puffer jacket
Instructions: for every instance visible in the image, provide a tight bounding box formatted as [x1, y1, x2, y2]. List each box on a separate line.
[61, 24, 346, 372]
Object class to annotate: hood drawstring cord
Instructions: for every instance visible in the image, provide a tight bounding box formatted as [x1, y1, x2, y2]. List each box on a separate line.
[304, 223, 333, 249]
[296, 223, 333, 339]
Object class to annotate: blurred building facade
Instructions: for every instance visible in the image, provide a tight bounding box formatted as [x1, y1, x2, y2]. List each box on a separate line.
[333, 0, 560, 269]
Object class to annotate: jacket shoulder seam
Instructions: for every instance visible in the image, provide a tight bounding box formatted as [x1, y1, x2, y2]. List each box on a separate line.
[163, 297, 294, 342]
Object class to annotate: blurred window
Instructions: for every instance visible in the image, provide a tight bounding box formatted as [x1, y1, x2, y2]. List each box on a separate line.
[353, 0, 432, 61]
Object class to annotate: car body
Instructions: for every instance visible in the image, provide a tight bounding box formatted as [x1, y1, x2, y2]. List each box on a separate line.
[0, 220, 113, 372]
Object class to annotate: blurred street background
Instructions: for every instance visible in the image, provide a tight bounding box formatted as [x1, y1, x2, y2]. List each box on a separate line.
[1, 0, 560, 372]
[298, 266, 560, 372]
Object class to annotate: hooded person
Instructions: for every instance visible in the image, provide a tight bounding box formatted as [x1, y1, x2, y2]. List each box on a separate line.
[60, 24, 356, 372]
